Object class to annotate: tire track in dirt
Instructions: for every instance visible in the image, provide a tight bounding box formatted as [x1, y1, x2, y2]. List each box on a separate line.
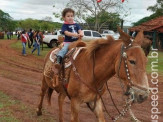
[0, 58, 42, 73]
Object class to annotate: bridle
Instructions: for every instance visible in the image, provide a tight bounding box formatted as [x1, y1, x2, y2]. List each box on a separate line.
[117, 39, 149, 98]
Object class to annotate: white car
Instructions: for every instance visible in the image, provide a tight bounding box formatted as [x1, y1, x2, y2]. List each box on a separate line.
[82, 30, 104, 41]
[101, 33, 120, 40]
[43, 30, 64, 48]
[101, 30, 119, 40]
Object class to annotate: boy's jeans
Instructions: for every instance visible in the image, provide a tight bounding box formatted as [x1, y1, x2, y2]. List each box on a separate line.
[57, 43, 71, 58]
[22, 42, 26, 54]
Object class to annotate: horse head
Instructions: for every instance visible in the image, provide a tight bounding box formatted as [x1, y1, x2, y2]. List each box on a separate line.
[116, 27, 149, 103]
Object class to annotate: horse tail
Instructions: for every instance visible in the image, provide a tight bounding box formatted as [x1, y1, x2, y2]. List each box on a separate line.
[47, 87, 53, 105]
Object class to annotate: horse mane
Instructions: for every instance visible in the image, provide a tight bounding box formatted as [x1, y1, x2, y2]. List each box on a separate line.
[85, 36, 115, 59]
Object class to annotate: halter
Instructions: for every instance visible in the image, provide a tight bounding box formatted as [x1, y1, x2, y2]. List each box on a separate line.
[117, 39, 149, 97]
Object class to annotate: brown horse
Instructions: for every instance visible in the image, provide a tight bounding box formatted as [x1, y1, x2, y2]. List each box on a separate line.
[36, 28, 149, 122]
[141, 37, 152, 56]
[119, 29, 152, 56]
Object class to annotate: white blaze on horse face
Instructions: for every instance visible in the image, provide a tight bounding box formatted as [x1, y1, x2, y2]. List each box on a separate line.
[141, 72, 149, 90]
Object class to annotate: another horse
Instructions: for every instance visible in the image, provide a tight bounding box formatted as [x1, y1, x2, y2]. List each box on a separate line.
[119, 28, 152, 56]
[36, 28, 149, 122]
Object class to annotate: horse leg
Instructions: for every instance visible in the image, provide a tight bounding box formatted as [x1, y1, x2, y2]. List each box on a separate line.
[93, 98, 105, 122]
[71, 98, 80, 122]
[36, 75, 48, 116]
[58, 93, 66, 122]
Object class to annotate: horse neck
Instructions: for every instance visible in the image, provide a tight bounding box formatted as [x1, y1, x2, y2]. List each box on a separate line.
[93, 41, 122, 86]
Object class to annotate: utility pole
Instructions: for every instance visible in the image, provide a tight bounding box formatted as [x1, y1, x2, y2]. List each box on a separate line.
[121, 19, 124, 29]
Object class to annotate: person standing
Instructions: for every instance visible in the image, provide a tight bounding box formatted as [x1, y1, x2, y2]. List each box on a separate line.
[56, 8, 83, 68]
[21, 30, 28, 56]
[7, 31, 11, 39]
[31, 30, 41, 56]
[17, 31, 21, 40]
[28, 29, 34, 48]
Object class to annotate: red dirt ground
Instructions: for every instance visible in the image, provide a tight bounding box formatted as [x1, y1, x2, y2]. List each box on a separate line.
[0, 39, 162, 122]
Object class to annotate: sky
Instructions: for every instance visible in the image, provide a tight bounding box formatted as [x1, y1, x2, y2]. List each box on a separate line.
[0, 0, 157, 26]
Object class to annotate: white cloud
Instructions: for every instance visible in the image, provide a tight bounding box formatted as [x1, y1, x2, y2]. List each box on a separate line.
[0, 0, 157, 26]
[123, 0, 157, 25]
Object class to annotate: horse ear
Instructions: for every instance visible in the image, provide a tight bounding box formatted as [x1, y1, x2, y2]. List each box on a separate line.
[117, 26, 131, 46]
[134, 30, 144, 45]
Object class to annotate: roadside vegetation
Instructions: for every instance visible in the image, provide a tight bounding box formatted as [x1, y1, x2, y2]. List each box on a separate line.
[0, 91, 56, 122]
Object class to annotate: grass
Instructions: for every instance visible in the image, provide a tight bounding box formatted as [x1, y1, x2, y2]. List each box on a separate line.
[10, 39, 52, 58]
[2, 34, 17, 40]
[0, 91, 56, 122]
[0, 91, 22, 122]
[146, 51, 163, 76]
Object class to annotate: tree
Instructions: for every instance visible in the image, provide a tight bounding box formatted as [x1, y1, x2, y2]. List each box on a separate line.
[67, 0, 128, 31]
[17, 18, 62, 32]
[0, 9, 16, 31]
[133, 0, 163, 26]
[86, 10, 121, 31]
[147, 0, 163, 14]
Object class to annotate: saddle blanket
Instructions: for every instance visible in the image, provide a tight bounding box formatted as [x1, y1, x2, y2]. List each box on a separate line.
[49, 47, 85, 68]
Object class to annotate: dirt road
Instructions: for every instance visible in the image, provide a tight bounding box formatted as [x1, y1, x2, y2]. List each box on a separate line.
[0, 39, 162, 122]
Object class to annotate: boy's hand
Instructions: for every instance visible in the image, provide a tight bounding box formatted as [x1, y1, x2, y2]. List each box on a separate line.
[73, 33, 79, 38]
[79, 33, 83, 38]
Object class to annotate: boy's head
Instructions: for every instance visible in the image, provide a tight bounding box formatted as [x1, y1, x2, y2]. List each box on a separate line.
[62, 8, 75, 24]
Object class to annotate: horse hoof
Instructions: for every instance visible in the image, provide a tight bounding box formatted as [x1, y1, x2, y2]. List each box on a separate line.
[36, 109, 42, 116]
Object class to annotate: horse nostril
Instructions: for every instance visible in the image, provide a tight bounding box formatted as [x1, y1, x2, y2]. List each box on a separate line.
[139, 95, 144, 101]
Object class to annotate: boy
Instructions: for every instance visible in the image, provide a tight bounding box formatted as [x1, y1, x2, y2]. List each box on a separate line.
[56, 8, 83, 68]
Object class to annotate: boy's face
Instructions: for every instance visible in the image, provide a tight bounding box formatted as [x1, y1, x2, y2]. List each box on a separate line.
[63, 12, 74, 24]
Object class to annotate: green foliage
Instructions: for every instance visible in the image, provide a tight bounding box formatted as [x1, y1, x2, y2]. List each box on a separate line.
[86, 10, 121, 31]
[0, 9, 16, 31]
[17, 18, 62, 32]
[0, 9, 62, 32]
[147, 0, 163, 13]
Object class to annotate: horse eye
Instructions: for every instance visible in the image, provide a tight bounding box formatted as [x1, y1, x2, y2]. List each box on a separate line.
[129, 60, 136, 65]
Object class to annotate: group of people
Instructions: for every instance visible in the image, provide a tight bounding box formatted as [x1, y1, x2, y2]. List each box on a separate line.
[20, 29, 43, 56]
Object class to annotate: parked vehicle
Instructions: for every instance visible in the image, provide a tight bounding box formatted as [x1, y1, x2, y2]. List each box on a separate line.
[101, 30, 119, 40]
[82, 30, 104, 41]
[43, 30, 105, 47]
[101, 33, 120, 40]
[43, 30, 64, 48]
[102, 30, 115, 34]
